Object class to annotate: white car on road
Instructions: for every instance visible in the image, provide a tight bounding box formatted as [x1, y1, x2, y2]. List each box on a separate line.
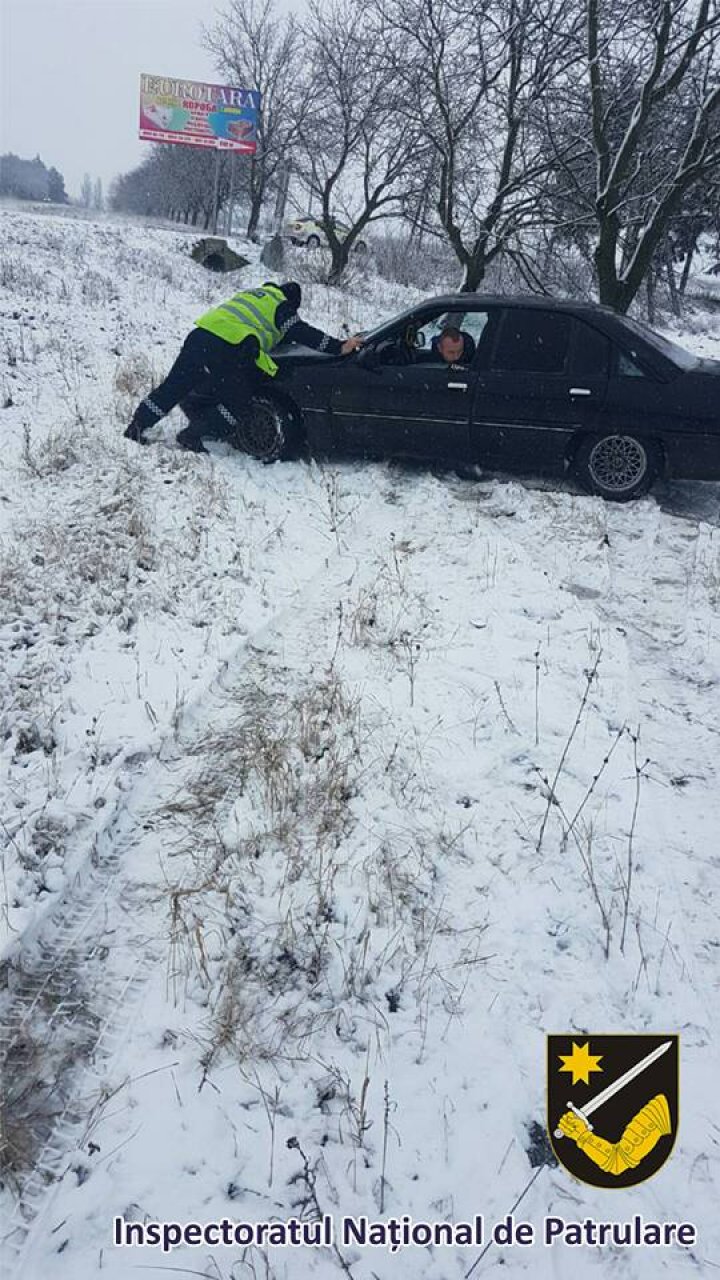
[284, 215, 368, 253]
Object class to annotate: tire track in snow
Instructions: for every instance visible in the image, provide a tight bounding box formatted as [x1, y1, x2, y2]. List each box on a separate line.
[0, 482, 373, 1277]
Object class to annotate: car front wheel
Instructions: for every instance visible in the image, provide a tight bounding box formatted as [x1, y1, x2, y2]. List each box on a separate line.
[306, 234, 321, 249]
[228, 397, 302, 464]
[573, 432, 662, 501]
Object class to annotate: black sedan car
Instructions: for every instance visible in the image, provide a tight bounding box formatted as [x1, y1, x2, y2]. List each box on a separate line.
[183, 294, 720, 501]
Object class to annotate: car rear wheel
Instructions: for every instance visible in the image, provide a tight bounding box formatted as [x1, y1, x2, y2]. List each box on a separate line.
[306, 234, 321, 249]
[227, 397, 302, 464]
[573, 432, 662, 501]
[354, 239, 367, 254]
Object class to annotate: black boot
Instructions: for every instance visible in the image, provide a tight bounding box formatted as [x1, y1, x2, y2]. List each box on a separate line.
[124, 418, 149, 444]
[176, 426, 209, 454]
[125, 398, 165, 444]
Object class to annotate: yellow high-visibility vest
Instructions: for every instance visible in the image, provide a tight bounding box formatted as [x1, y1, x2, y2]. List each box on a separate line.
[195, 283, 286, 376]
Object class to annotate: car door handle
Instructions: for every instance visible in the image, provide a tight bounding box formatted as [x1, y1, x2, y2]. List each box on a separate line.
[448, 382, 468, 391]
[569, 387, 592, 396]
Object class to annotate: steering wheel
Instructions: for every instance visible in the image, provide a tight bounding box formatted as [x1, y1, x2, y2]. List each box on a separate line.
[394, 343, 415, 366]
[375, 339, 415, 366]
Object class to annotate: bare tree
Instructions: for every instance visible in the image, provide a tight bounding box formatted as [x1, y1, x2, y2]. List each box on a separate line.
[293, 0, 427, 284]
[204, 0, 303, 239]
[577, 0, 720, 311]
[80, 172, 93, 208]
[376, 0, 583, 291]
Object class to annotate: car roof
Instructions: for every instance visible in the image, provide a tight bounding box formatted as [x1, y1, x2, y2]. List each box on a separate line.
[416, 292, 617, 316]
[362, 291, 623, 344]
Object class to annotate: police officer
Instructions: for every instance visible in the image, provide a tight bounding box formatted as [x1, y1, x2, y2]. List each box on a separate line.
[124, 280, 362, 450]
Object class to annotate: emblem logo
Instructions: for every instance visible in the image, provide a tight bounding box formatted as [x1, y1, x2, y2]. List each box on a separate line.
[547, 1034, 678, 1187]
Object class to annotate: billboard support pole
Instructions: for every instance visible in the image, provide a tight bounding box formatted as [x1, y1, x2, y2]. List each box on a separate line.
[210, 148, 221, 236]
[226, 152, 237, 237]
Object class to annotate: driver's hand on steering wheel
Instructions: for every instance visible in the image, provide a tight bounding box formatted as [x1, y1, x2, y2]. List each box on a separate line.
[341, 334, 364, 354]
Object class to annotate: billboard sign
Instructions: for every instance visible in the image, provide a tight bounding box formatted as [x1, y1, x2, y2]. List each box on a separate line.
[139, 74, 260, 153]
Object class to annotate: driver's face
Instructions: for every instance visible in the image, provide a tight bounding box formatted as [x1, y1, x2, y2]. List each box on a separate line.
[438, 334, 465, 363]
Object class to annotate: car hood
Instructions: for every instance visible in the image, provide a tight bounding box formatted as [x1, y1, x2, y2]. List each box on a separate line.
[670, 358, 720, 425]
[692, 356, 720, 376]
[275, 348, 342, 370]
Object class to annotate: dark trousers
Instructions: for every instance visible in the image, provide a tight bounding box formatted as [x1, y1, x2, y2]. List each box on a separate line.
[132, 328, 260, 434]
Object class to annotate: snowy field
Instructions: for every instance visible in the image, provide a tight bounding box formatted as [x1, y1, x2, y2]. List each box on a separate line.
[0, 206, 719, 1279]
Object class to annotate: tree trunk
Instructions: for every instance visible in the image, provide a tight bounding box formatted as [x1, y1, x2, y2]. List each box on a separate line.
[664, 237, 682, 319]
[327, 239, 351, 286]
[409, 168, 433, 248]
[246, 156, 264, 241]
[594, 218, 624, 310]
[247, 192, 263, 241]
[459, 254, 486, 292]
[678, 239, 696, 296]
[646, 267, 656, 326]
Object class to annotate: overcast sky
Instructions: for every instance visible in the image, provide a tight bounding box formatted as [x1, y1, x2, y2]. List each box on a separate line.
[1, 0, 223, 198]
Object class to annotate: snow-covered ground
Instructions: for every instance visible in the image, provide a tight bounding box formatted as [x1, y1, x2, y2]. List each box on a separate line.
[0, 207, 718, 1280]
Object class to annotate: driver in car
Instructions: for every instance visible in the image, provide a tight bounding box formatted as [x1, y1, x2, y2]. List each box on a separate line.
[431, 326, 476, 365]
[381, 323, 476, 366]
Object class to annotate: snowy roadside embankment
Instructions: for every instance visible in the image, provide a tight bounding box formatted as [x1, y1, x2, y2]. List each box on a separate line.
[0, 209, 411, 960]
[8, 469, 720, 1280]
[1, 209, 719, 1280]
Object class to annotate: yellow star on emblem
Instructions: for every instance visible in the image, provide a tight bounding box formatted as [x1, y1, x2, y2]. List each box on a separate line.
[558, 1041, 603, 1086]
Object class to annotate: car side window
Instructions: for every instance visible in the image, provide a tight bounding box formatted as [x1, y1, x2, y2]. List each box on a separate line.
[492, 311, 571, 374]
[427, 311, 490, 363]
[374, 312, 446, 365]
[571, 321, 610, 377]
[438, 311, 491, 344]
[617, 349, 647, 378]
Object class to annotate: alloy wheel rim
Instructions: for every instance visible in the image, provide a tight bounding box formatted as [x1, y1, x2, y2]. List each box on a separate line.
[588, 435, 647, 493]
[240, 405, 280, 459]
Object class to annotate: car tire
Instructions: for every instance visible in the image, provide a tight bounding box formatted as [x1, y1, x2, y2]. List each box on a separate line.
[572, 432, 662, 501]
[227, 397, 302, 464]
[354, 239, 367, 254]
[306, 234, 321, 249]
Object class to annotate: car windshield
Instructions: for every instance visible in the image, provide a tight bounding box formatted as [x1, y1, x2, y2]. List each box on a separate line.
[362, 305, 439, 344]
[621, 316, 698, 370]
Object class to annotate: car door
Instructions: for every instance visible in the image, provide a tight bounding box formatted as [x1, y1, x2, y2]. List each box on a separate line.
[328, 309, 497, 462]
[469, 309, 611, 474]
[603, 344, 670, 436]
[328, 362, 475, 461]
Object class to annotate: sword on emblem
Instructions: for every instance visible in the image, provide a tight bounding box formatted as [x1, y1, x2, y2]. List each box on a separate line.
[554, 1040, 672, 1138]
